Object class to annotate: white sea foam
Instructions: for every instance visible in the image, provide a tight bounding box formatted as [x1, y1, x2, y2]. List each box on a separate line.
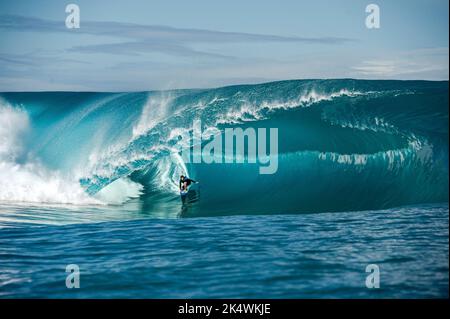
[0, 101, 104, 206]
[94, 177, 144, 204]
[317, 137, 432, 170]
[0, 161, 102, 205]
[216, 89, 364, 125]
[0, 101, 29, 161]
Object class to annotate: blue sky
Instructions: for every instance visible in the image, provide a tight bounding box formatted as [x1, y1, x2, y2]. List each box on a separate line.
[0, 0, 448, 91]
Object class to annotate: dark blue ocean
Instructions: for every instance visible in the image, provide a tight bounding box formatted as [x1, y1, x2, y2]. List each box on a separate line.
[0, 79, 448, 298]
[0, 203, 448, 298]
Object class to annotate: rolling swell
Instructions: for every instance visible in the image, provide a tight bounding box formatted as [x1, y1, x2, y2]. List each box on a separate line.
[0, 79, 448, 216]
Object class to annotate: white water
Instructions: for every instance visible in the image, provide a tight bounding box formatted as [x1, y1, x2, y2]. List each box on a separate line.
[0, 101, 143, 206]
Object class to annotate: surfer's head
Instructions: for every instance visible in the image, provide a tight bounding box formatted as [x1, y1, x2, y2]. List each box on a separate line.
[180, 175, 185, 181]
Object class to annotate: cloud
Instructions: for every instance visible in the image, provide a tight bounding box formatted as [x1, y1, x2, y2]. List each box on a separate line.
[352, 48, 449, 79]
[352, 60, 397, 76]
[70, 41, 237, 60]
[0, 14, 354, 44]
[0, 14, 354, 59]
[0, 52, 89, 66]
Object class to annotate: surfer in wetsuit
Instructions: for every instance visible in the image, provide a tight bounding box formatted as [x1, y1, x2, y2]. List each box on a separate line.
[179, 175, 197, 192]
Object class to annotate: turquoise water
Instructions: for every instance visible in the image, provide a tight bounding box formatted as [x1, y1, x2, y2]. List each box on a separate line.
[0, 79, 448, 297]
[1, 80, 448, 213]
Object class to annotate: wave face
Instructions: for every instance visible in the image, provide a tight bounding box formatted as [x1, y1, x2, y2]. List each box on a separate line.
[0, 79, 448, 216]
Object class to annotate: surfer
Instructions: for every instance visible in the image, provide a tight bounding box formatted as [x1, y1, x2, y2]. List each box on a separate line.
[179, 175, 198, 192]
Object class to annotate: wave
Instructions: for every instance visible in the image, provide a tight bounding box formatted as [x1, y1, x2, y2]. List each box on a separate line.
[0, 99, 142, 206]
[0, 79, 448, 216]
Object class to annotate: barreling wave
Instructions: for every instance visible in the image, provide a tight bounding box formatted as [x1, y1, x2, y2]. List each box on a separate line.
[0, 79, 448, 216]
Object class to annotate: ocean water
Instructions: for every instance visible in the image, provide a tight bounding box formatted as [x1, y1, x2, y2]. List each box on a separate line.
[0, 79, 448, 298]
[0, 204, 448, 298]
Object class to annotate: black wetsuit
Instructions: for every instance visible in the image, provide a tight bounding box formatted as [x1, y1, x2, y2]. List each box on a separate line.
[180, 178, 196, 191]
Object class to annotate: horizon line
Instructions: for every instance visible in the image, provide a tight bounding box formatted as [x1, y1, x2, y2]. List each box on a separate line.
[1, 78, 448, 94]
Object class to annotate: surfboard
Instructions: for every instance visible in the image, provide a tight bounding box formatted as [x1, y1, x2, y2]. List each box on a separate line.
[180, 182, 200, 205]
[180, 190, 188, 196]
